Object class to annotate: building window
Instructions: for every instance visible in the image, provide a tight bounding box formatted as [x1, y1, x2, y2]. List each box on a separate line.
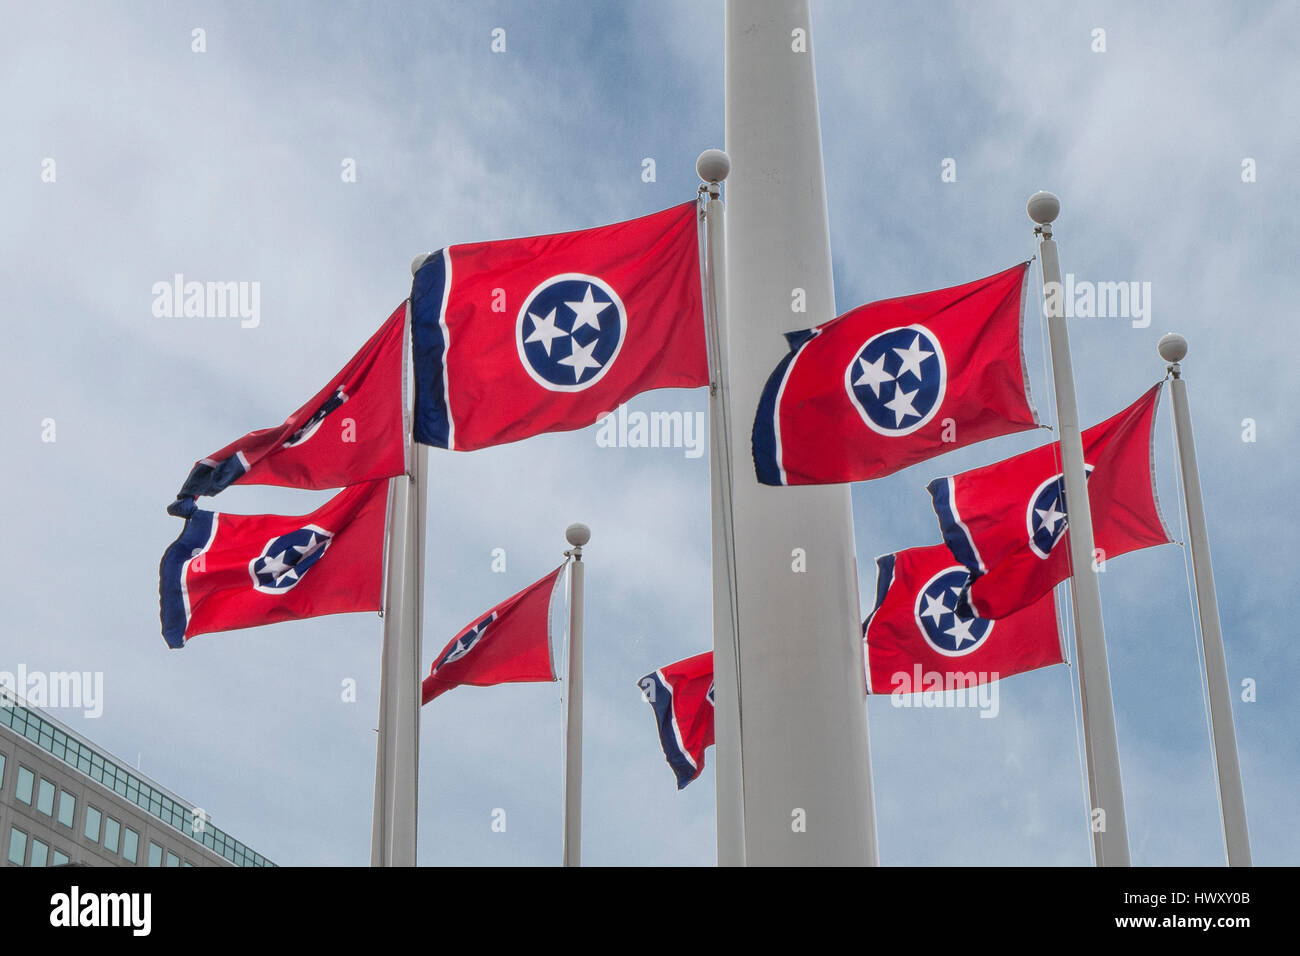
[122, 827, 139, 864]
[57, 790, 76, 828]
[52, 849, 69, 867]
[0, 751, 6, 788]
[16, 766, 34, 804]
[84, 805, 101, 843]
[148, 842, 163, 867]
[36, 778, 55, 816]
[104, 817, 120, 854]
[7, 827, 27, 866]
[29, 838, 48, 868]
[164, 850, 179, 867]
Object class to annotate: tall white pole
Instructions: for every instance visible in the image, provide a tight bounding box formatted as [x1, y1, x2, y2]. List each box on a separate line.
[1157, 333, 1252, 866]
[370, 470, 404, 866]
[562, 522, 589, 867]
[1028, 192, 1130, 866]
[722, 0, 877, 865]
[371, 284, 427, 867]
[697, 150, 746, 868]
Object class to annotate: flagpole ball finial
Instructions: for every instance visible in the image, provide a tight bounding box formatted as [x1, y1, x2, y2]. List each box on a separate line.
[696, 149, 731, 184]
[1158, 332, 1188, 364]
[1026, 191, 1061, 225]
[411, 252, 434, 276]
[565, 523, 591, 548]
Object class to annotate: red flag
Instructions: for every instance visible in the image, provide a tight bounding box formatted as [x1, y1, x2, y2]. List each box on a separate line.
[752, 263, 1039, 485]
[863, 544, 1063, 695]
[411, 203, 709, 450]
[927, 384, 1171, 619]
[159, 480, 388, 648]
[170, 304, 407, 511]
[422, 566, 564, 703]
[638, 652, 715, 789]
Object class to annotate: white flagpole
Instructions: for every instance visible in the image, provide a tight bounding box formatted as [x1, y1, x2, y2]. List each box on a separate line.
[721, 0, 878, 865]
[562, 522, 589, 867]
[370, 470, 405, 865]
[697, 150, 746, 868]
[1157, 333, 1252, 866]
[1028, 192, 1130, 866]
[371, 284, 427, 867]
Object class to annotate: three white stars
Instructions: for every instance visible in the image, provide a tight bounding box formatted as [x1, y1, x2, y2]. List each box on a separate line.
[524, 284, 611, 380]
[260, 534, 328, 586]
[923, 583, 983, 650]
[853, 333, 935, 424]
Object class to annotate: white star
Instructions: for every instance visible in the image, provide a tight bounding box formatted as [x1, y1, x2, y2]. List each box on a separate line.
[558, 338, 603, 382]
[945, 615, 978, 649]
[525, 307, 568, 356]
[1036, 502, 1067, 535]
[884, 386, 921, 426]
[260, 550, 291, 579]
[920, 592, 948, 625]
[893, 334, 934, 383]
[852, 354, 894, 397]
[565, 285, 611, 333]
[293, 533, 326, 561]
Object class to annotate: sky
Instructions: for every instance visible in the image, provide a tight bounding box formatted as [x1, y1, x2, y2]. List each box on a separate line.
[1, 0, 1295, 866]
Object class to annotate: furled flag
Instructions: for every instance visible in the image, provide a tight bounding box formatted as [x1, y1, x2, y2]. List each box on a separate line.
[863, 544, 1063, 695]
[168, 304, 407, 514]
[410, 202, 709, 450]
[927, 384, 1171, 619]
[422, 565, 565, 703]
[158, 479, 389, 648]
[637, 652, 715, 789]
[752, 263, 1039, 485]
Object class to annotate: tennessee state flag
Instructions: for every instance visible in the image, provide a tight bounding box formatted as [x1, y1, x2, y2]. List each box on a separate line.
[638, 652, 715, 789]
[752, 263, 1039, 485]
[158, 479, 388, 648]
[927, 384, 1171, 619]
[169, 304, 407, 513]
[863, 544, 1063, 695]
[422, 566, 564, 703]
[411, 203, 709, 450]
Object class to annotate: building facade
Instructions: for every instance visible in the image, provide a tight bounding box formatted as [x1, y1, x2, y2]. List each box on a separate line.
[1, 691, 272, 867]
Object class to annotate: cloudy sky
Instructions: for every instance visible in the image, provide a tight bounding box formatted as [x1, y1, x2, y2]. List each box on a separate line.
[1, 0, 1294, 866]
